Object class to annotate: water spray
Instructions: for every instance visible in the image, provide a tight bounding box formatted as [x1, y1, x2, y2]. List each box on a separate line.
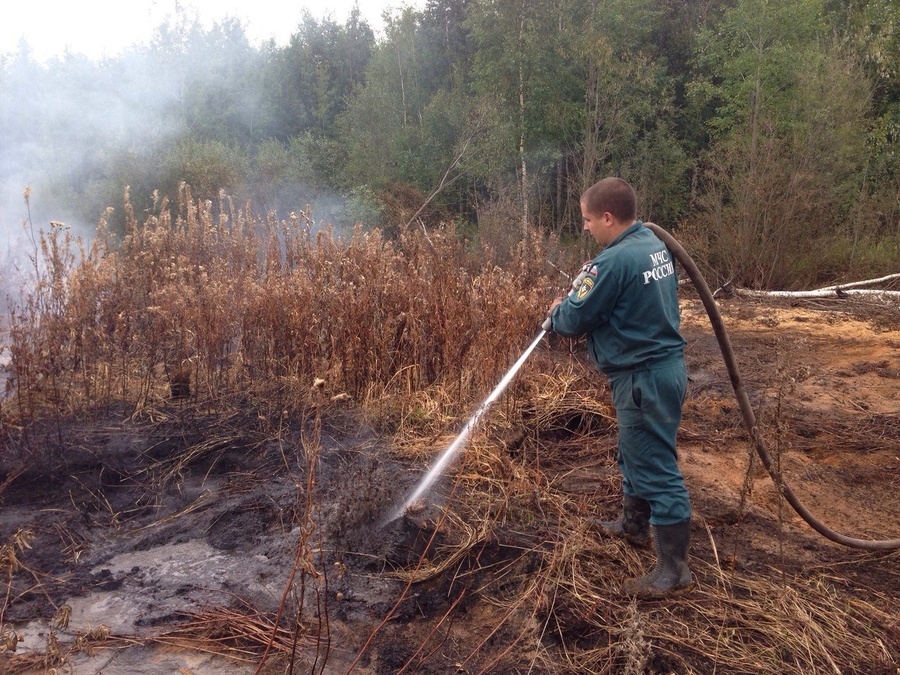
[388, 262, 593, 523]
[388, 329, 548, 522]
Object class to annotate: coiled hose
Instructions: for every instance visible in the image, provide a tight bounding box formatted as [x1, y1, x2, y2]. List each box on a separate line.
[645, 222, 900, 551]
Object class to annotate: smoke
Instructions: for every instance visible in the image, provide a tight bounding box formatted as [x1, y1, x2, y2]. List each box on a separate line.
[0, 6, 395, 323]
[0, 16, 255, 303]
[0, 43, 166, 309]
[0, 43, 170, 240]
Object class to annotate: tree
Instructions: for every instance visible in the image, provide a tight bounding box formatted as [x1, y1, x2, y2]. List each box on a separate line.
[529, 0, 690, 231]
[262, 10, 374, 141]
[336, 5, 481, 207]
[835, 0, 900, 241]
[689, 0, 874, 287]
[146, 11, 265, 146]
[419, 0, 475, 91]
[467, 0, 587, 235]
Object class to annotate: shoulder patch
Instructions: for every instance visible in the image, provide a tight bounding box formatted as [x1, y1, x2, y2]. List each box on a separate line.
[576, 276, 594, 300]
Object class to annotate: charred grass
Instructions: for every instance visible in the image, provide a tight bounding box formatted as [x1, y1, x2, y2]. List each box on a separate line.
[0, 191, 898, 673]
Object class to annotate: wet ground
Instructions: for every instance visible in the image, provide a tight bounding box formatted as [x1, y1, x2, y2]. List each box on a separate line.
[0, 407, 436, 674]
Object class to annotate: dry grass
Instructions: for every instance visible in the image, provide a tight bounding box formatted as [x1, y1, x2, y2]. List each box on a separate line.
[155, 606, 299, 662]
[3, 187, 557, 429]
[1, 189, 897, 673]
[375, 378, 899, 674]
[318, 342, 896, 673]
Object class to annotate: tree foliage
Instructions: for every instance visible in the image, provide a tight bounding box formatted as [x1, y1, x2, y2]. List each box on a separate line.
[1, 0, 898, 287]
[689, 0, 878, 287]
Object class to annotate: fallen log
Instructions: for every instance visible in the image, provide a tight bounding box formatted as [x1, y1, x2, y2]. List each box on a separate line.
[721, 286, 900, 299]
[813, 272, 900, 292]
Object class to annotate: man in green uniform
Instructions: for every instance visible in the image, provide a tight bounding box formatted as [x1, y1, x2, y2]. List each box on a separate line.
[548, 177, 693, 598]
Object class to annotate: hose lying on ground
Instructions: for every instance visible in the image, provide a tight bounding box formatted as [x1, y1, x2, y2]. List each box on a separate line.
[645, 222, 900, 551]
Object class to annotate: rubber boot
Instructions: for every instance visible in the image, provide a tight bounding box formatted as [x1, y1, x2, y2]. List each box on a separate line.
[621, 520, 694, 599]
[593, 495, 652, 549]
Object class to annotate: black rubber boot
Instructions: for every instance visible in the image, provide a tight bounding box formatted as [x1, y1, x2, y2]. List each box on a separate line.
[622, 520, 693, 599]
[593, 495, 652, 549]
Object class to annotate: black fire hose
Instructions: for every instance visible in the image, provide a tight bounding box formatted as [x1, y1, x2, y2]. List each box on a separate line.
[645, 222, 900, 551]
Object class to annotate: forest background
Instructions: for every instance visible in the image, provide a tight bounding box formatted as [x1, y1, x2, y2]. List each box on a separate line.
[2, 0, 900, 291]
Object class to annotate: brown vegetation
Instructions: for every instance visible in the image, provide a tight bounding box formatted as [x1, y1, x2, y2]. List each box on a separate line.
[4, 186, 558, 427]
[1, 194, 898, 674]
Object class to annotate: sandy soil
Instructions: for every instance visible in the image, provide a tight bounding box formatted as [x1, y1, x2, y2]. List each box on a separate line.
[1, 294, 899, 674]
[679, 297, 900, 551]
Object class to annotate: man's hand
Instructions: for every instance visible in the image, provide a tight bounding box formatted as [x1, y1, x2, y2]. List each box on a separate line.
[541, 295, 565, 331]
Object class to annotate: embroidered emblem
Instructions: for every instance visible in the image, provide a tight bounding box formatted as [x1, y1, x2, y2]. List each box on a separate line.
[576, 277, 594, 300]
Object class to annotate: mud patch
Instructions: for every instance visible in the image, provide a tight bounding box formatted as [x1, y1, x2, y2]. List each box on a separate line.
[0, 412, 454, 674]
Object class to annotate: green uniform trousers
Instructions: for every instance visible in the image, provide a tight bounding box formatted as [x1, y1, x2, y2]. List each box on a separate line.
[608, 358, 690, 526]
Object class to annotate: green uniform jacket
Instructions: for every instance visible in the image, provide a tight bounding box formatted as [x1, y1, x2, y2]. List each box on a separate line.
[550, 221, 685, 375]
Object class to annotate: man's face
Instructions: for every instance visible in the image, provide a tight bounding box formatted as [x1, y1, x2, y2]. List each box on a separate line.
[581, 200, 611, 245]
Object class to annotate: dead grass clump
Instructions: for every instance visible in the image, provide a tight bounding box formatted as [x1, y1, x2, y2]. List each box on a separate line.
[3, 186, 558, 436]
[369, 370, 899, 674]
[155, 607, 298, 662]
[510, 358, 616, 450]
[1, 528, 34, 644]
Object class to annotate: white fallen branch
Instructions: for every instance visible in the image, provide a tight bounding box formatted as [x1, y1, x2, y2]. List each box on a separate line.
[724, 286, 900, 300]
[813, 272, 900, 292]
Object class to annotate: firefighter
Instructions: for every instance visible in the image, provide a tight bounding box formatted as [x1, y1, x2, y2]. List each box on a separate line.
[548, 177, 693, 598]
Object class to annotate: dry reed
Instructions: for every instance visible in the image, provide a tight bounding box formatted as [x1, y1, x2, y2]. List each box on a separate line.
[3, 188, 557, 429]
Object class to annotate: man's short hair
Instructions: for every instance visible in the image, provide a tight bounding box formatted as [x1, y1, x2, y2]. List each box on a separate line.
[582, 177, 637, 223]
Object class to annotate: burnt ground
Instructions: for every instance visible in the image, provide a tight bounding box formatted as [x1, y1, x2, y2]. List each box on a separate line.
[1, 295, 899, 674]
